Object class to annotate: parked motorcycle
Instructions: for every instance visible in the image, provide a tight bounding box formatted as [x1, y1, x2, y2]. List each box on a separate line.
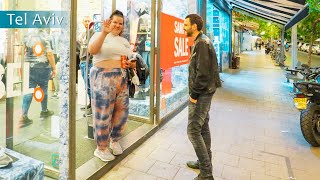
[265, 47, 271, 54]
[293, 81, 320, 146]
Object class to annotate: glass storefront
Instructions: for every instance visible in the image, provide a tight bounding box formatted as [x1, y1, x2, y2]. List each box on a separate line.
[0, 0, 213, 179]
[118, 0, 153, 119]
[159, 0, 197, 118]
[206, 2, 231, 71]
[0, 0, 70, 179]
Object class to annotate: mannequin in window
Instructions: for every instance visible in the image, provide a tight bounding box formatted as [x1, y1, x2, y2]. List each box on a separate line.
[134, 2, 151, 98]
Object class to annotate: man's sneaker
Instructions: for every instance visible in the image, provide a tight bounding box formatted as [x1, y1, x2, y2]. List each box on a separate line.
[187, 160, 200, 169]
[18, 116, 33, 128]
[193, 175, 214, 180]
[81, 104, 91, 111]
[94, 149, 115, 162]
[110, 141, 123, 155]
[40, 110, 54, 118]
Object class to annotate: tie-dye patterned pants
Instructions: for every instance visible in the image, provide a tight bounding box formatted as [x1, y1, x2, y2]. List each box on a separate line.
[90, 67, 129, 150]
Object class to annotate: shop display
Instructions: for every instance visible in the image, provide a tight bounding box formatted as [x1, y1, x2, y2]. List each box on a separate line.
[0, 146, 13, 168]
[0, 148, 44, 179]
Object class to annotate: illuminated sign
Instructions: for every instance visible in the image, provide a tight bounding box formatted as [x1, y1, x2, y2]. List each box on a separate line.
[160, 13, 193, 69]
[0, 11, 67, 28]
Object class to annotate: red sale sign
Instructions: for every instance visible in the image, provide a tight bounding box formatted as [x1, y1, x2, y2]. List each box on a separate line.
[160, 13, 193, 69]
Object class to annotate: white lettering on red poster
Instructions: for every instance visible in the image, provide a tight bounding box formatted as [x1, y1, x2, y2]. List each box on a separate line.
[173, 21, 189, 57]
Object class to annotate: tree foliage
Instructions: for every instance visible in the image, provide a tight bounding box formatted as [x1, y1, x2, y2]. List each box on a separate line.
[235, 1, 319, 42]
[297, 11, 320, 42]
[307, 0, 320, 66]
[233, 11, 281, 41]
[307, 0, 320, 12]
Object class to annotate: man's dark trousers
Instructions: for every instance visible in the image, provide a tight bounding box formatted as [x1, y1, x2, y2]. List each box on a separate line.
[187, 93, 214, 180]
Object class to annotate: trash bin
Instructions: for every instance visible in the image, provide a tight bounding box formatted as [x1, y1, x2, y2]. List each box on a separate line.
[232, 55, 240, 69]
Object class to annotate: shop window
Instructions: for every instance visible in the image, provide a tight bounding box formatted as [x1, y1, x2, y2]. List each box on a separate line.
[206, 2, 231, 71]
[0, 1, 69, 179]
[159, 0, 197, 118]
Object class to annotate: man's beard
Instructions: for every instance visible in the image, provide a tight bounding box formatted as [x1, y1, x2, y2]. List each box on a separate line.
[186, 30, 193, 37]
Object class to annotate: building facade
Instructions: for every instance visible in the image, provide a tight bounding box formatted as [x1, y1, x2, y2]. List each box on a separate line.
[0, 0, 231, 179]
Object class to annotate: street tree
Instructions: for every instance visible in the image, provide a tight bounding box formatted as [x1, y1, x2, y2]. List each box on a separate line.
[307, 0, 320, 67]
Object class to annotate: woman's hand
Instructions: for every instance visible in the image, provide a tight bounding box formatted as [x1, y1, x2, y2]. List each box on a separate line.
[189, 96, 197, 104]
[102, 19, 113, 35]
[121, 59, 136, 69]
[127, 59, 137, 69]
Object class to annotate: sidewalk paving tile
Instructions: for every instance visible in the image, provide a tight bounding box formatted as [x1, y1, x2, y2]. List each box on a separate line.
[124, 170, 158, 180]
[173, 168, 198, 180]
[169, 153, 198, 168]
[238, 157, 265, 173]
[101, 50, 320, 180]
[101, 166, 133, 180]
[265, 162, 289, 179]
[124, 154, 157, 172]
[148, 148, 176, 163]
[147, 161, 180, 179]
[250, 172, 282, 180]
[213, 152, 240, 167]
[221, 165, 250, 180]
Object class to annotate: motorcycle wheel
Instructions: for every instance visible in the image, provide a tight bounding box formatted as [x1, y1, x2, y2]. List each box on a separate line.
[300, 103, 320, 147]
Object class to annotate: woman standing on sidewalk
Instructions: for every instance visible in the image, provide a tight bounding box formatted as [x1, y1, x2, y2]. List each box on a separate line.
[88, 10, 136, 162]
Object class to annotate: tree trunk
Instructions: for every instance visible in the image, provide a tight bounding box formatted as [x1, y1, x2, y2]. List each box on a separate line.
[308, 18, 320, 67]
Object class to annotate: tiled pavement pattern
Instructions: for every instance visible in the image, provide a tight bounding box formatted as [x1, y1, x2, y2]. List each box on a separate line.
[101, 50, 320, 180]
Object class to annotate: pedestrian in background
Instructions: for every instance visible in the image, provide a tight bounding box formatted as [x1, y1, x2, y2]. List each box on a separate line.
[19, 29, 56, 128]
[78, 15, 95, 115]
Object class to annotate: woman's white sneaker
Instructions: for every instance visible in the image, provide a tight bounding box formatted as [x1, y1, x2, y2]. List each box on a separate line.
[110, 141, 123, 155]
[94, 149, 115, 162]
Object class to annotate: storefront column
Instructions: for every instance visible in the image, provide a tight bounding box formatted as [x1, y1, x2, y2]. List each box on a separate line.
[229, 11, 233, 68]
[154, 0, 161, 123]
[199, 0, 207, 34]
[291, 24, 298, 69]
[112, 0, 116, 11]
[60, 0, 77, 179]
[280, 28, 285, 65]
[5, 0, 14, 149]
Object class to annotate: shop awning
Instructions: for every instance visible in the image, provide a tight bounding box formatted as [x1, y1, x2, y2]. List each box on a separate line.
[226, 0, 309, 30]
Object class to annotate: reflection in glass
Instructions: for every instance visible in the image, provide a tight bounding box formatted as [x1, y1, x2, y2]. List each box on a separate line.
[118, 0, 152, 118]
[159, 0, 197, 118]
[0, 2, 64, 178]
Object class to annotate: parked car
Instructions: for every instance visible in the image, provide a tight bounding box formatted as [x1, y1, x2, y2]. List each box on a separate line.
[301, 43, 310, 52]
[298, 42, 304, 51]
[312, 45, 320, 55]
[287, 42, 291, 48]
[306, 45, 316, 53]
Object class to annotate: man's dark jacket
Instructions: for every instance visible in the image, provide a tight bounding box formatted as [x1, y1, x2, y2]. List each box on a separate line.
[188, 32, 221, 100]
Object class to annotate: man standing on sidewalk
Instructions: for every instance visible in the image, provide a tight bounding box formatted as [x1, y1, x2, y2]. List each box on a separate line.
[183, 14, 221, 180]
